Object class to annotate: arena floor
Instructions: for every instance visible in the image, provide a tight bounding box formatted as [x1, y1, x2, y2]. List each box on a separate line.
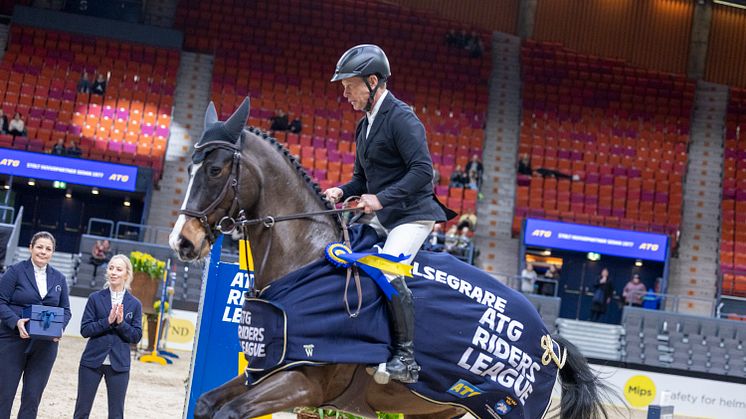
[9, 336, 686, 419]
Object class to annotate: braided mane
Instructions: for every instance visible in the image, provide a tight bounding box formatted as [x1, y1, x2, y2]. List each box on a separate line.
[246, 126, 342, 228]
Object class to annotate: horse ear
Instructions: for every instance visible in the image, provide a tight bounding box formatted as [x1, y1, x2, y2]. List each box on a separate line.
[224, 97, 250, 142]
[204, 101, 218, 128]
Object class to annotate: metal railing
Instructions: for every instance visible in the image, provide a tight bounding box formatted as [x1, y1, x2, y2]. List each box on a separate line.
[114, 221, 172, 244]
[623, 292, 715, 316]
[87, 218, 115, 238]
[0, 205, 15, 224]
[487, 272, 559, 297]
[3, 206, 22, 269]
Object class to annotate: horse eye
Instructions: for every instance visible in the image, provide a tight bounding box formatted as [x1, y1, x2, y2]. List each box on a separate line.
[208, 166, 223, 177]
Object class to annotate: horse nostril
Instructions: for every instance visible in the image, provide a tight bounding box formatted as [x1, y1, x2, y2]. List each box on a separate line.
[178, 235, 195, 255]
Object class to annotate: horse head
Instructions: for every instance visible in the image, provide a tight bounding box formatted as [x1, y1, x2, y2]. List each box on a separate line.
[169, 97, 260, 261]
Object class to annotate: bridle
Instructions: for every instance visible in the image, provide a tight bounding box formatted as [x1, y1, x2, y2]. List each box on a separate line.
[179, 135, 364, 315]
[179, 139, 243, 244]
[179, 137, 363, 243]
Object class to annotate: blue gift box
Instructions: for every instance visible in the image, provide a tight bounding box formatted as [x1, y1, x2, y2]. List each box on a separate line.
[22, 305, 64, 340]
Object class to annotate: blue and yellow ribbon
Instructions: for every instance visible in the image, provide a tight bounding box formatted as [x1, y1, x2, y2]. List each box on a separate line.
[325, 242, 412, 300]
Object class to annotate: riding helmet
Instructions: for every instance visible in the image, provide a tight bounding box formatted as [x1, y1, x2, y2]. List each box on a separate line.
[330, 44, 391, 82]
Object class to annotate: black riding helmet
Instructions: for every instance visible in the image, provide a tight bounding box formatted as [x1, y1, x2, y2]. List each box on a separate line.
[331, 44, 391, 112]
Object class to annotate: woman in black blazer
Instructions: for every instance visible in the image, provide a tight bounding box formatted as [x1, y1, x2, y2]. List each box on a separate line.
[73, 254, 142, 419]
[0, 231, 71, 419]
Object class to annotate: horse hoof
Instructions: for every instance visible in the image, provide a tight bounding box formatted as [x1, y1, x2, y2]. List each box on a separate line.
[373, 363, 390, 385]
[365, 366, 377, 376]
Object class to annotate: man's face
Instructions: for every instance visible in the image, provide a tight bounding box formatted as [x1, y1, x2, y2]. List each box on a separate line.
[341, 76, 375, 111]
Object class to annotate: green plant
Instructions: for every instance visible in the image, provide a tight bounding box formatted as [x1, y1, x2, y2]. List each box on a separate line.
[130, 251, 166, 279]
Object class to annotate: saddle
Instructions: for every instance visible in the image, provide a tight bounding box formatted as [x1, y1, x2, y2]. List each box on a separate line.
[239, 225, 562, 419]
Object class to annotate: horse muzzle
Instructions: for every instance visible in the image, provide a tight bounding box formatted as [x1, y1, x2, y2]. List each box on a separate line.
[170, 217, 213, 261]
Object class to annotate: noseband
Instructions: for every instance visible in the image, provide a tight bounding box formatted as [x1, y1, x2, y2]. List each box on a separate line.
[180, 140, 243, 243]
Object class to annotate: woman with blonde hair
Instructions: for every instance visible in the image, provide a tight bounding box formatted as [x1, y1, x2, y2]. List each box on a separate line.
[73, 254, 142, 419]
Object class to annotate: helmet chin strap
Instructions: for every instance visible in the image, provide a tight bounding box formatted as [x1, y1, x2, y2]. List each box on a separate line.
[362, 76, 383, 112]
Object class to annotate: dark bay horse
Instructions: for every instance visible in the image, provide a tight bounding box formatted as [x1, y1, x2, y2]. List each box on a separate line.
[169, 98, 613, 419]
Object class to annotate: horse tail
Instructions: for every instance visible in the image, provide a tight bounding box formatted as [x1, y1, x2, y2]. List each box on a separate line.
[552, 334, 619, 419]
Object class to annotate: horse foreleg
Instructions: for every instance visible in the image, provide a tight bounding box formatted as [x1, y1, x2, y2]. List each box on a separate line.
[194, 375, 250, 419]
[213, 370, 323, 419]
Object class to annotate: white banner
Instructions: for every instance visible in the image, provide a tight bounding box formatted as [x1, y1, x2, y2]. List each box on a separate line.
[590, 364, 746, 419]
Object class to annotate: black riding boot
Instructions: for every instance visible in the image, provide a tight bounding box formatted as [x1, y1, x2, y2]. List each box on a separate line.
[380, 276, 420, 383]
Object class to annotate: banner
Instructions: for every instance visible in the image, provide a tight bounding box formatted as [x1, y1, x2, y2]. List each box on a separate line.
[0, 148, 138, 191]
[524, 218, 668, 262]
[591, 364, 746, 419]
[184, 235, 253, 419]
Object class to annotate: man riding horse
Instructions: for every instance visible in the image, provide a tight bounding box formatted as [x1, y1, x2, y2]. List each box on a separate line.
[324, 44, 454, 384]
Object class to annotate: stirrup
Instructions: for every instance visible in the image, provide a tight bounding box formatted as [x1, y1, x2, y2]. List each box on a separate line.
[373, 360, 421, 384]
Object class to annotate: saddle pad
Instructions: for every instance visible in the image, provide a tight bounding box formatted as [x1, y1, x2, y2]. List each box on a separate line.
[239, 299, 287, 372]
[242, 225, 559, 419]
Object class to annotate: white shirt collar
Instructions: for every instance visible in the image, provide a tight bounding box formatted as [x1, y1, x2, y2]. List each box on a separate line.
[366, 89, 388, 127]
[31, 261, 46, 274]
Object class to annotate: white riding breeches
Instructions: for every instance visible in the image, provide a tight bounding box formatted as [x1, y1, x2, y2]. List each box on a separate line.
[366, 216, 435, 282]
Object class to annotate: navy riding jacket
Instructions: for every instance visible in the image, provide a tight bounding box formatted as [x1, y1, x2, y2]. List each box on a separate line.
[340, 92, 448, 229]
[0, 259, 72, 338]
[79, 288, 142, 372]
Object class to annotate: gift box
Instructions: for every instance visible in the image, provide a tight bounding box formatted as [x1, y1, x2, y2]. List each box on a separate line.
[22, 305, 64, 340]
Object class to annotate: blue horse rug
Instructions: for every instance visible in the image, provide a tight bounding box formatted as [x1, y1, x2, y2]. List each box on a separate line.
[240, 225, 561, 419]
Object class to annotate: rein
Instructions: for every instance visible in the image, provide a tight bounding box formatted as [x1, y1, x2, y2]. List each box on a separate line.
[182, 136, 365, 316]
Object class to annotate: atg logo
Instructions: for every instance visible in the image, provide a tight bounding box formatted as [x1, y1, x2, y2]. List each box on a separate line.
[638, 242, 659, 251]
[0, 158, 20, 167]
[531, 229, 552, 238]
[109, 173, 130, 182]
[447, 379, 483, 398]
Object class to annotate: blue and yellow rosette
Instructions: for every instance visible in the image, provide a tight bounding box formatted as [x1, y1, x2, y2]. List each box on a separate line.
[325, 242, 412, 300]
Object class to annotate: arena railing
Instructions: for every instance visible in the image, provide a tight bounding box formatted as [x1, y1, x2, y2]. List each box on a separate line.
[2, 206, 22, 270]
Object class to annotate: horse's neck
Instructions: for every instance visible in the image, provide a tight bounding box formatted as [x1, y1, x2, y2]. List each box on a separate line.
[244, 136, 338, 288]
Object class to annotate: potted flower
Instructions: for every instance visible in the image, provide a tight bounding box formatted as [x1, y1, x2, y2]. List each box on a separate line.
[130, 251, 166, 352]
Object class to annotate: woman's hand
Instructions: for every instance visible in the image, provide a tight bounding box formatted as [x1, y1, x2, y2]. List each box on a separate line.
[115, 304, 124, 325]
[108, 306, 118, 325]
[16, 318, 30, 339]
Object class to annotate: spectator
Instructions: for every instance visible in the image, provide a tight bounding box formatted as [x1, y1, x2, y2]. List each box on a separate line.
[289, 117, 302, 133]
[520, 262, 538, 294]
[544, 264, 560, 279]
[444, 225, 459, 253]
[590, 268, 614, 322]
[0, 109, 8, 134]
[8, 112, 25, 137]
[269, 109, 289, 132]
[91, 73, 107, 96]
[90, 239, 111, 278]
[449, 165, 468, 188]
[457, 210, 477, 231]
[518, 153, 533, 176]
[445, 29, 459, 47]
[51, 138, 66, 155]
[465, 154, 483, 186]
[432, 167, 440, 187]
[466, 170, 479, 190]
[425, 224, 445, 252]
[538, 263, 560, 296]
[466, 31, 484, 58]
[449, 226, 472, 256]
[77, 70, 91, 94]
[517, 153, 579, 180]
[622, 274, 647, 307]
[67, 140, 82, 158]
[642, 278, 662, 310]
